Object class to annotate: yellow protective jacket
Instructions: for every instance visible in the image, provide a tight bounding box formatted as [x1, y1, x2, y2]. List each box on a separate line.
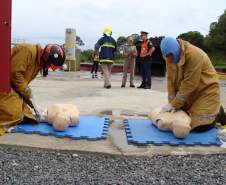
[166, 39, 220, 129]
[0, 44, 41, 134]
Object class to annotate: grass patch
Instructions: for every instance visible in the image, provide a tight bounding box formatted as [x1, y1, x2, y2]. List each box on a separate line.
[114, 59, 124, 64]
[208, 52, 226, 68]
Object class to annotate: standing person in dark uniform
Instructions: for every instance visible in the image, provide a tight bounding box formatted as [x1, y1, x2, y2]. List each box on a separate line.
[136, 31, 155, 89]
[91, 52, 100, 78]
[95, 27, 117, 89]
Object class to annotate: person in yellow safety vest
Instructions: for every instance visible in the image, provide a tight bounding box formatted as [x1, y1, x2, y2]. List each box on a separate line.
[0, 44, 65, 135]
[160, 37, 225, 133]
[91, 52, 100, 78]
[95, 27, 117, 89]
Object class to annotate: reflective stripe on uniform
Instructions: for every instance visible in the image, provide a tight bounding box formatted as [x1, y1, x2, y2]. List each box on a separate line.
[191, 113, 218, 129]
[168, 95, 174, 102]
[100, 59, 113, 63]
[193, 113, 218, 121]
[176, 93, 186, 102]
[101, 43, 116, 48]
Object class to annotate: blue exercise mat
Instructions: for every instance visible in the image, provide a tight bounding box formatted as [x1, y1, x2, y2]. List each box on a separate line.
[124, 119, 222, 146]
[11, 116, 109, 140]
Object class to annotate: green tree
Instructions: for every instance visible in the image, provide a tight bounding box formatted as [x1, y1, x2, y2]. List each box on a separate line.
[117, 36, 127, 46]
[177, 31, 205, 49]
[116, 36, 127, 53]
[80, 49, 93, 63]
[204, 10, 226, 52]
[115, 34, 141, 63]
[130, 34, 140, 44]
[76, 36, 84, 46]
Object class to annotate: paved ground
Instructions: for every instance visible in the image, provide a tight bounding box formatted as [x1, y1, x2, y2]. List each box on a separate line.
[0, 71, 226, 184]
[0, 145, 225, 185]
[0, 71, 226, 156]
[31, 71, 169, 115]
[29, 71, 226, 114]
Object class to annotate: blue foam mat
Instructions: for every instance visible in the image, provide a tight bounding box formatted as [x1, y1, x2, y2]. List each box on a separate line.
[11, 116, 109, 140]
[124, 119, 222, 146]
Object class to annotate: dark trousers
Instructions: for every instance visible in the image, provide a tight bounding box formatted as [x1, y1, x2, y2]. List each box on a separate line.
[140, 59, 152, 87]
[91, 61, 99, 74]
[43, 67, 48, 77]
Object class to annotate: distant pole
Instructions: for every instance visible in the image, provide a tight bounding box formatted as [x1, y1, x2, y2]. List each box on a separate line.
[65, 28, 76, 71]
[0, 0, 11, 93]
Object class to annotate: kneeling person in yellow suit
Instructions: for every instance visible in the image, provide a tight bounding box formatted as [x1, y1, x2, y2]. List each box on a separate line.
[0, 44, 65, 135]
[159, 37, 223, 137]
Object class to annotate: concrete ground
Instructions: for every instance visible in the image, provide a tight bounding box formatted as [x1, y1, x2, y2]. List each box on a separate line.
[0, 71, 226, 156]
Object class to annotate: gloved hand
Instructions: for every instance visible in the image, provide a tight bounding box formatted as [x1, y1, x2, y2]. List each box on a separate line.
[161, 104, 176, 113]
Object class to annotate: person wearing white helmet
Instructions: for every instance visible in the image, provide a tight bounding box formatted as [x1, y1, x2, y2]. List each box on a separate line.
[160, 37, 225, 137]
[95, 27, 117, 89]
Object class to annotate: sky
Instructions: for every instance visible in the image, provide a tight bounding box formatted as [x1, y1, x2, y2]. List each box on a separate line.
[12, 0, 226, 49]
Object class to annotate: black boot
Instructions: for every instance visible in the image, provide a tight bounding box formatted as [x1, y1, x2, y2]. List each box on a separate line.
[215, 106, 226, 126]
[105, 85, 111, 89]
[193, 123, 216, 133]
[144, 85, 151, 89]
[137, 84, 145, 89]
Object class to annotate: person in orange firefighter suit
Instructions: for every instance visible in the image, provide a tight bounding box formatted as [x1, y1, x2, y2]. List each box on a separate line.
[0, 44, 65, 135]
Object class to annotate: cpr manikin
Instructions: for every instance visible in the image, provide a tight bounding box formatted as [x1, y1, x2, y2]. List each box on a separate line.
[46, 104, 80, 131]
[148, 107, 191, 138]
